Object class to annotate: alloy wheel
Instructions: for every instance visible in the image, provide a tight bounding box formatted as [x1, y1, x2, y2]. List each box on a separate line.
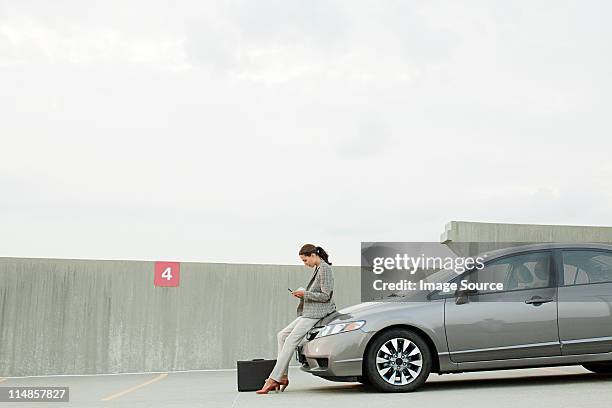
[375, 337, 423, 386]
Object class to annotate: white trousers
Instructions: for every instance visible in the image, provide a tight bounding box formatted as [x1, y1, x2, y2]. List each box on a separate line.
[269, 316, 319, 382]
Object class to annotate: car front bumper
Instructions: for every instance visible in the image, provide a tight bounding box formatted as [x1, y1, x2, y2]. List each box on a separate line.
[298, 328, 376, 378]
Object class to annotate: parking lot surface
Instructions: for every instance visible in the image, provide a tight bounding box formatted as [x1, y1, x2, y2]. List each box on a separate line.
[0, 365, 610, 407]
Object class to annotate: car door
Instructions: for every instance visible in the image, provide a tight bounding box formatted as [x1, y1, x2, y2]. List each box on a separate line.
[557, 249, 612, 355]
[445, 250, 561, 363]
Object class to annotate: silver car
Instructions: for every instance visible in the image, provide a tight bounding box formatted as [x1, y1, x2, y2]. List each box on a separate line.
[297, 243, 612, 392]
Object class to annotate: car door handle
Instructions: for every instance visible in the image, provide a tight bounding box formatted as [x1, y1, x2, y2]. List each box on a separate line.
[525, 296, 554, 305]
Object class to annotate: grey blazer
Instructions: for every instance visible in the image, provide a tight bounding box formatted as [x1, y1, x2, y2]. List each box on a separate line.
[297, 259, 336, 319]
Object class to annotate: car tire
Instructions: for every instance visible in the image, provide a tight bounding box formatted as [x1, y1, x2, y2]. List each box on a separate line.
[364, 328, 431, 392]
[583, 363, 612, 374]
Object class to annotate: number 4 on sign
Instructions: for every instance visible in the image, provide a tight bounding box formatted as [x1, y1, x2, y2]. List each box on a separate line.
[154, 262, 180, 287]
[161, 267, 173, 280]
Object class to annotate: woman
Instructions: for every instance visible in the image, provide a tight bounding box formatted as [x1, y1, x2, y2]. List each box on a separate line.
[256, 243, 336, 394]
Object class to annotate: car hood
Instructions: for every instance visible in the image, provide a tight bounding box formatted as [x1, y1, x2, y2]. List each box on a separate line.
[317, 300, 428, 326]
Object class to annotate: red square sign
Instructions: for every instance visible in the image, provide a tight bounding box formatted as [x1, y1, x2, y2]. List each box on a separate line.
[154, 261, 180, 287]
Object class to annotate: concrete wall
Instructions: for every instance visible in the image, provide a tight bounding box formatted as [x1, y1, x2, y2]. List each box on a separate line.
[442, 221, 612, 243]
[0, 258, 360, 377]
[441, 221, 612, 256]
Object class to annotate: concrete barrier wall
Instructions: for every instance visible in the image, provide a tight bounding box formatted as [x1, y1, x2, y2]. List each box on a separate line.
[441, 221, 612, 257]
[442, 221, 612, 243]
[0, 258, 361, 377]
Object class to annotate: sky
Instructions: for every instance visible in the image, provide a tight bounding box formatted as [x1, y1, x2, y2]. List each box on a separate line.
[1, 0, 611, 266]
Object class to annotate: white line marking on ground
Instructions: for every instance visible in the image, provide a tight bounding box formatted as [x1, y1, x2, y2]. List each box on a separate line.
[101, 373, 168, 401]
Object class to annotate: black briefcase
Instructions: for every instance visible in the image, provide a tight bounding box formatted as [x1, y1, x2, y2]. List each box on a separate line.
[236, 359, 277, 392]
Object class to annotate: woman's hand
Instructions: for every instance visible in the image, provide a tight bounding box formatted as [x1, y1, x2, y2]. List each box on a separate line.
[292, 290, 305, 298]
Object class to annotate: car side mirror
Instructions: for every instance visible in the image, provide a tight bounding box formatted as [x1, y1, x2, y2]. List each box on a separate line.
[455, 288, 478, 305]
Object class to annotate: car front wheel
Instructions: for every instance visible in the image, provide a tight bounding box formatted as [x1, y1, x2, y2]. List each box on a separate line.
[364, 328, 431, 392]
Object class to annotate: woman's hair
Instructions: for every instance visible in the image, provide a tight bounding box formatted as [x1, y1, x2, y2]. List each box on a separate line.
[299, 244, 332, 265]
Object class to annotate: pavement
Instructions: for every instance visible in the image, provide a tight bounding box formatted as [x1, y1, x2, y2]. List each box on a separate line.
[0, 365, 610, 408]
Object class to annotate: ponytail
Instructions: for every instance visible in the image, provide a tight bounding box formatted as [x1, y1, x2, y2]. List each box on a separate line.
[314, 246, 332, 265]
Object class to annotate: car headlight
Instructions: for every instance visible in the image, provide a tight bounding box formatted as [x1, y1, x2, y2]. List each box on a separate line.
[315, 320, 366, 339]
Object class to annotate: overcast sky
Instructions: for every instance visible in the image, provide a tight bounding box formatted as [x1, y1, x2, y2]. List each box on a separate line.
[1, 1, 611, 266]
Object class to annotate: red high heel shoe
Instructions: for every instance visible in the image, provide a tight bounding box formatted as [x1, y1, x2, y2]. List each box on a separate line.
[255, 378, 281, 394]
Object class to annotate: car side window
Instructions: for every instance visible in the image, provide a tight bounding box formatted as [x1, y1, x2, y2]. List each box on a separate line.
[466, 251, 552, 293]
[562, 250, 612, 286]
